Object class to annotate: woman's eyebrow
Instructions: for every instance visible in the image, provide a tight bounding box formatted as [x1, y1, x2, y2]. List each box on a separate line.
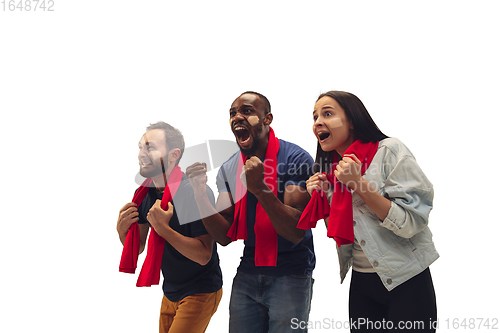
[313, 106, 334, 114]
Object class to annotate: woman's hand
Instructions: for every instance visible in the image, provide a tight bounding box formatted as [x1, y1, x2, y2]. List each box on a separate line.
[335, 154, 392, 222]
[334, 154, 362, 191]
[306, 172, 330, 196]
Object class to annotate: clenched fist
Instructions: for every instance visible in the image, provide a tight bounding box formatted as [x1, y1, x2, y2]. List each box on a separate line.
[334, 154, 362, 190]
[147, 200, 174, 235]
[117, 202, 139, 240]
[305, 173, 331, 196]
[240, 156, 270, 196]
[186, 162, 208, 199]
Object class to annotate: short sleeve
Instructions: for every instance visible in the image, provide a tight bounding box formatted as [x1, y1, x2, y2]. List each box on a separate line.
[284, 146, 314, 189]
[136, 188, 155, 225]
[216, 164, 231, 193]
[137, 208, 149, 225]
[174, 183, 216, 236]
[215, 153, 240, 201]
[188, 185, 216, 237]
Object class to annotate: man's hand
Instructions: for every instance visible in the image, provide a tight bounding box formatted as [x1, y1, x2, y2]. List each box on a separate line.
[240, 156, 269, 195]
[117, 202, 139, 242]
[186, 162, 208, 199]
[147, 200, 174, 236]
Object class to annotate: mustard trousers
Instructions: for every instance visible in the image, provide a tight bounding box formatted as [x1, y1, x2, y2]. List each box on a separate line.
[159, 288, 222, 333]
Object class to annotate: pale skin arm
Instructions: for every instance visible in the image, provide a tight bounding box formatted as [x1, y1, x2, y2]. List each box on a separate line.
[305, 155, 391, 224]
[116, 202, 149, 254]
[147, 201, 213, 265]
[186, 162, 234, 246]
[306, 173, 330, 229]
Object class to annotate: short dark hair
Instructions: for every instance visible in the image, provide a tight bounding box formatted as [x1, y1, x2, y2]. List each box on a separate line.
[146, 121, 185, 165]
[241, 91, 271, 114]
[314, 91, 389, 173]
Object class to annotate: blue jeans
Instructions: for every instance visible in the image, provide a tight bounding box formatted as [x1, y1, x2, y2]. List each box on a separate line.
[229, 271, 314, 333]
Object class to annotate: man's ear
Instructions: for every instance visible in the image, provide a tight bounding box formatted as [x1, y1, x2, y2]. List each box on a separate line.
[264, 112, 273, 126]
[168, 148, 182, 165]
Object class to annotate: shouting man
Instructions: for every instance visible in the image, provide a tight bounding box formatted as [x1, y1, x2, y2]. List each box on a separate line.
[187, 92, 315, 332]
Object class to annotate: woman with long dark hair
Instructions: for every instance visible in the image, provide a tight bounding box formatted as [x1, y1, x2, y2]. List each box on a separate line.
[300, 91, 438, 332]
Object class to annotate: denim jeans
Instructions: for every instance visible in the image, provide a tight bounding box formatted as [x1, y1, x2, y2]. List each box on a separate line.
[229, 271, 314, 333]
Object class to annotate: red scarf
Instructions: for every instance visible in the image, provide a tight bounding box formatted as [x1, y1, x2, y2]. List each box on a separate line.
[227, 127, 280, 266]
[119, 178, 153, 274]
[119, 165, 184, 287]
[298, 140, 378, 246]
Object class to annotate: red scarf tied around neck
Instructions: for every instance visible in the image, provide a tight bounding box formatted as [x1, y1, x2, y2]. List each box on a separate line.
[119, 165, 184, 287]
[226, 127, 280, 266]
[297, 140, 379, 246]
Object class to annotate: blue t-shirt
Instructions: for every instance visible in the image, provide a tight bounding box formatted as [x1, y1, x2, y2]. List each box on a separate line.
[137, 175, 223, 301]
[216, 139, 316, 276]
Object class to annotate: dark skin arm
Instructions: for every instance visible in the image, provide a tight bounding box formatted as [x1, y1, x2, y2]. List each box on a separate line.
[186, 162, 234, 246]
[187, 158, 309, 245]
[242, 157, 307, 244]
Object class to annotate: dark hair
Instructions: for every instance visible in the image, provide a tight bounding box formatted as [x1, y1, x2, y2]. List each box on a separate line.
[314, 91, 389, 173]
[146, 121, 185, 165]
[241, 91, 271, 114]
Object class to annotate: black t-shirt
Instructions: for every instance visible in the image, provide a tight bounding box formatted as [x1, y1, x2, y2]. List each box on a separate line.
[137, 175, 222, 301]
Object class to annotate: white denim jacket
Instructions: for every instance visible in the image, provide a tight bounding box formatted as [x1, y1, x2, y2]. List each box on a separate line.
[332, 138, 439, 291]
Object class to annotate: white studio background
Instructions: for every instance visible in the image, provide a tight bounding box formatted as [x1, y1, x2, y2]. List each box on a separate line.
[1, 1, 498, 332]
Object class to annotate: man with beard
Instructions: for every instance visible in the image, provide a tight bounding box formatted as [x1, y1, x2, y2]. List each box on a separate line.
[186, 92, 315, 333]
[117, 122, 222, 333]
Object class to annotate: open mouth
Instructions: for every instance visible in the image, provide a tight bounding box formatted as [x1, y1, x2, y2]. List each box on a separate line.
[317, 132, 331, 141]
[234, 125, 251, 146]
[140, 160, 153, 167]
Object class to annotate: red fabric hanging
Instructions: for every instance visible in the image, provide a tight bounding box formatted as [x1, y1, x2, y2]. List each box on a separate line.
[227, 127, 280, 266]
[298, 140, 379, 246]
[119, 178, 153, 274]
[119, 166, 184, 287]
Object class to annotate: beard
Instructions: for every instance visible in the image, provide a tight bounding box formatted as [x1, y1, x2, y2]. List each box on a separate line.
[139, 163, 163, 179]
